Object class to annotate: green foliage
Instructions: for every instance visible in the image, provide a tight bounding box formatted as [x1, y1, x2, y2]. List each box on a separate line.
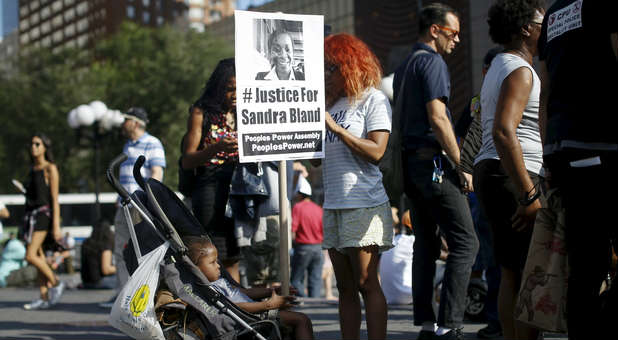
[0, 22, 233, 194]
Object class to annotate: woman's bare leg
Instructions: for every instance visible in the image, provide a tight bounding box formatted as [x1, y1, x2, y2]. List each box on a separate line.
[329, 248, 362, 340]
[25, 231, 57, 297]
[347, 246, 387, 340]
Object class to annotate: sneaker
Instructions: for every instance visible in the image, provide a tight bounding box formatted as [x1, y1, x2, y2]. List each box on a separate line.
[435, 328, 464, 340]
[24, 299, 50, 310]
[477, 322, 503, 339]
[49, 281, 65, 305]
[417, 330, 435, 340]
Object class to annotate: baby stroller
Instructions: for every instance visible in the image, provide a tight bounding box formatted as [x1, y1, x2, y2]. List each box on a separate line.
[106, 154, 282, 340]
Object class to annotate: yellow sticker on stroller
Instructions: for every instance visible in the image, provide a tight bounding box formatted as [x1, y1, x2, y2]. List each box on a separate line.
[130, 285, 150, 316]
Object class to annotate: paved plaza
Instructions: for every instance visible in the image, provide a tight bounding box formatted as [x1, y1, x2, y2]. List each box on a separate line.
[0, 277, 569, 340]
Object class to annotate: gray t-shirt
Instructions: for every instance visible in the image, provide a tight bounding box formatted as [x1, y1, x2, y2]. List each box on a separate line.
[323, 87, 392, 209]
[211, 278, 253, 303]
[475, 53, 543, 175]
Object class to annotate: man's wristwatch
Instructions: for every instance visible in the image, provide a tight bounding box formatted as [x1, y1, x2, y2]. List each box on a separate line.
[519, 187, 541, 206]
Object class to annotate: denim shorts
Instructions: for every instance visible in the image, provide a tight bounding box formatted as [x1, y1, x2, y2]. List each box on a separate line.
[323, 201, 394, 253]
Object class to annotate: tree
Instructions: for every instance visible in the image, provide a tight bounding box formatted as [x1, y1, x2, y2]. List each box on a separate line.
[0, 22, 233, 196]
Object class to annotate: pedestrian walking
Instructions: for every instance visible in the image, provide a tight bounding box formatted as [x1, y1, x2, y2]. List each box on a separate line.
[105, 107, 166, 307]
[316, 33, 393, 340]
[537, 1, 618, 338]
[393, 3, 479, 339]
[22, 133, 65, 310]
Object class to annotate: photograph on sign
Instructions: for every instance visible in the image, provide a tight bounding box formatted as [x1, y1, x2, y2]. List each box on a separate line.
[235, 10, 325, 163]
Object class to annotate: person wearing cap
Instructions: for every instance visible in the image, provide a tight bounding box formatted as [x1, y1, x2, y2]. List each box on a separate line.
[107, 107, 166, 306]
[290, 176, 324, 298]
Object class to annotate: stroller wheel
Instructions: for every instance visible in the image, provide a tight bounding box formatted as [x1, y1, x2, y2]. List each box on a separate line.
[465, 283, 487, 320]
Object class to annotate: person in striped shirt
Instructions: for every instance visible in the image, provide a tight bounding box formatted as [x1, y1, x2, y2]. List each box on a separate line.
[107, 107, 166, 306]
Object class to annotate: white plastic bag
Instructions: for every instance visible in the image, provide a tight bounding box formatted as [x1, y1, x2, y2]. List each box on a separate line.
[109, 242, 169, 340]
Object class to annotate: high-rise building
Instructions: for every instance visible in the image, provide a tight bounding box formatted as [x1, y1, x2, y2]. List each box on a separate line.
[17, 0, 188, 52]
[186, 0, 235, 32]
[1, 0, 19, 41]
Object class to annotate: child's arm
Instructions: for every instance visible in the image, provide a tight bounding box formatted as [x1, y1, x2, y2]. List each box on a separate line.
[241, 286, 300, 301]
[236, 290, 295, 313]
[241, 287, 274, 301]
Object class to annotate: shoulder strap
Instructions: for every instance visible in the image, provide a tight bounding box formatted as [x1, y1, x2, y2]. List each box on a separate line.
[394, 49, 430, 114]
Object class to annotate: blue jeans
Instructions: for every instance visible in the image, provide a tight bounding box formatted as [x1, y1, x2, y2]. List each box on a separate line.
[403, 153, 479, 329]
[290, 243, 324, 298]
[469, 192, 500, 324]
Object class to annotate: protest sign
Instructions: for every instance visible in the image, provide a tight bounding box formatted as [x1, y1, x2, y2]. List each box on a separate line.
[235, 10, 325, 163]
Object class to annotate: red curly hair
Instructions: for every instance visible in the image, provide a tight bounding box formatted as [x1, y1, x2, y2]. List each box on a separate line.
[325, 33, 382, 101]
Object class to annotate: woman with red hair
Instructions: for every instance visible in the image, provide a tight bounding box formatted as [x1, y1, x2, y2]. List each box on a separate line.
[319, 33, 393, 339]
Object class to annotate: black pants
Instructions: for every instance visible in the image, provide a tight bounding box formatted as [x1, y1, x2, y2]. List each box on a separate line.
[547, 151, 617, 339]
[403, 153, 479, 329]
[192, 168, 240, 261]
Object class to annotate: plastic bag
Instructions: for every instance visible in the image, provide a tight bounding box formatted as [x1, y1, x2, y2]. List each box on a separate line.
[109, 242, 169, 340]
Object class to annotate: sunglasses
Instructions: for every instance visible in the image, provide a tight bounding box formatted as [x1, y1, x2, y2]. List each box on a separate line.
[435, 24, 459, 39]
[31, 142, 42, 147]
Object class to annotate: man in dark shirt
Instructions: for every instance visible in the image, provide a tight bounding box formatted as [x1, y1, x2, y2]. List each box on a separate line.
[538, 1, 618, 338]
[393, 3, 478, 339]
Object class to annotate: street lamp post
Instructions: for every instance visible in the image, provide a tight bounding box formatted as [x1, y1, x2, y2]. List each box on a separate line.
[67, 101, 124, 224]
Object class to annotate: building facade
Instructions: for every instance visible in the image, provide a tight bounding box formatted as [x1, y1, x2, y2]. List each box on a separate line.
[17, 0, 188, 52]
[186, 0, 235, 32]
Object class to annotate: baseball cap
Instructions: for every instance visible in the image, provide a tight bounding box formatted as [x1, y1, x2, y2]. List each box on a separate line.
[123, 107, 149, 125]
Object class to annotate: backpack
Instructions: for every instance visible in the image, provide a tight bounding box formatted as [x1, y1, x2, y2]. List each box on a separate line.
[379, 49, 429, 204]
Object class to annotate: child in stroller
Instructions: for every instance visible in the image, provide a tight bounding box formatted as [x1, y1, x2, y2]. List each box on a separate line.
[182, 235, 314, 340]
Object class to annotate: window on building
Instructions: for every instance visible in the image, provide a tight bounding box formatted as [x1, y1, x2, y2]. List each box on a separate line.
[77, 18, 88, 32]
[127, 6, 135, 18]
[20, 19, 29, 31]
[157, 16, 164, 26]
[52, 15, 63, 28]
[143, 11, 150, 23]
[31, 12, 40, 25]
[20, 6, 29, 17]
[77, 34, 88, 47]
[41, 36, 52, 47]
[64, 0, 74, 6]
[53, 30, 63, 43]
[76, 2, 88, 16]
[41, 21, 51, 34]
[210, 10, 221, 22]
[20, 34, 30, 45]
[64, 24, 75, 37]
[52, 1, 63, 12]
[64, 8, 75, 22]
[189, 8, 203, 20]
[41, 6, 51, 19]
[31, 26, 41, 39]
[189, 0, 204, 5]
[30, 1, 40, 11]
[143, 0, 150, 7]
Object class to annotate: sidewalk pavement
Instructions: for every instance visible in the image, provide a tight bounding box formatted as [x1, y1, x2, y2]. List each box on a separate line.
[0, 274, 567, 339]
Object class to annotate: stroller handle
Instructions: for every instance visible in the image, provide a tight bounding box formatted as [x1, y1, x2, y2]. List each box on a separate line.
[107, 153, 130, 201]
[133, 155, 147, 191]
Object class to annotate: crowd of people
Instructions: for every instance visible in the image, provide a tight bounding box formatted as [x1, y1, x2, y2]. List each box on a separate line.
[1, 1, 615, 339]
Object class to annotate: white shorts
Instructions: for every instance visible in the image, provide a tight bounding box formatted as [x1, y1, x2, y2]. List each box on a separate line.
[322, 201, 394, 253]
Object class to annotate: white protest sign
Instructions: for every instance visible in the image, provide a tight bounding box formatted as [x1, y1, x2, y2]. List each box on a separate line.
[235, 10, 325, 163]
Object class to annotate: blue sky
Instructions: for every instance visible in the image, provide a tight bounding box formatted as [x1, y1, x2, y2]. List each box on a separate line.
[236, 0, 274, 10]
